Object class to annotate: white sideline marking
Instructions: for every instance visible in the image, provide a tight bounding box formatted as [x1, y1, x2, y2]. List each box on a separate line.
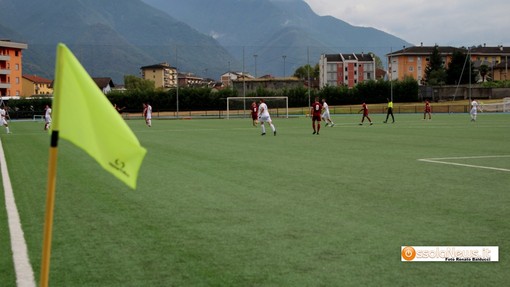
[418, 155, 510, 172]
[0, 139, 36, 287]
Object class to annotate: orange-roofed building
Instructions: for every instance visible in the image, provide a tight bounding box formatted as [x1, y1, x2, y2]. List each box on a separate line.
[22, 74, 53, 97]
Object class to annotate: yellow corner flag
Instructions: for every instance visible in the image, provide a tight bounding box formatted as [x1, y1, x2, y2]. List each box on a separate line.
[40, 43, 147, 287]
[52, 43, 147, 188]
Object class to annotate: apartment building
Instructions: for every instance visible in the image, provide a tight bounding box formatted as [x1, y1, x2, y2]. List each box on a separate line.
[386, 45, 510, 84]
[319, 53, 376, 88]
[387, 45, 465, 84]
[470, 45, 510, 81]
[22, 74, 53, 96]
[220, 72, 254, 88]
[0, 40, 28, 97]
[140, 62, 177, 89]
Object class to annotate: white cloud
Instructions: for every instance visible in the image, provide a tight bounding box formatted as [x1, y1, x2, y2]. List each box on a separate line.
[303, 0, 510, 47]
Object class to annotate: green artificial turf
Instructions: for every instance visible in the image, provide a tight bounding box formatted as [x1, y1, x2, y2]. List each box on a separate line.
[0, 113, 509, 286]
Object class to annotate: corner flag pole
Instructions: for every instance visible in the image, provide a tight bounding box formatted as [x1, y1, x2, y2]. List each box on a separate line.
[39, 44, 65, 287]
[40, 131, 59, 287]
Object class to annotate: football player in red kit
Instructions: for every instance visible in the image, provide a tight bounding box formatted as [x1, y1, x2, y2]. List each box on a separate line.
[250, 101, 258, 126]
[358, 102, 373, 125]
[311, 97, 323, 135]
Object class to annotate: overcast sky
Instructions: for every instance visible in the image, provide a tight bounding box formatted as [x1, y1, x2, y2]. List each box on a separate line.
[303, 0, 509, 47]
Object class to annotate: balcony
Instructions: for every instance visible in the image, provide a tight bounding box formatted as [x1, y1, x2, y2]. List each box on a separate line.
[0, 55, 10, 61]
[0, 69, 10, 75]
[0, 83, 11, 89]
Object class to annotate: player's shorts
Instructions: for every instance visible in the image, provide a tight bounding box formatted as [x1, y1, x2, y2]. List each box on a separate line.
[321, 112, 330, 119]
[259, 115, 272, 123]
[363, 112, 369, 117]
[251, 113, 258, 120]
[45, 116, 52, 124]
[0, 118, 7, 125]
[470, 108, 477, 115]
[312, 114, 321, 121]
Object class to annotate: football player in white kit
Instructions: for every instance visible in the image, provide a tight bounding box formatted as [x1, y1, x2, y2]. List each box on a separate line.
[257, 99, 276, 136]
[321, 98, 335, 127]
[470, 99, 479, 121]
[143, 103, 152, 127]
[44, 104, 52, 130]
[0, 106, 10, 134]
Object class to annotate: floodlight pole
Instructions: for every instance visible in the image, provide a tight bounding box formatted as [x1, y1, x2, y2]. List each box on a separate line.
[390, 47, 393, 102]
[175, 45, 179, 119]
[307, 47, 311, 109]
[469, 47, 471, 102]
[243, 46, 246, 117]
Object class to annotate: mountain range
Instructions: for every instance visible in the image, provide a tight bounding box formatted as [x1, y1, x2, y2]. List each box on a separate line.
[0, 0, 411, 84]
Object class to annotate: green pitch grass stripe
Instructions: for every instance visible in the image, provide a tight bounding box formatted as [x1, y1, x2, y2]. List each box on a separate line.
[0, 139, 36, 287]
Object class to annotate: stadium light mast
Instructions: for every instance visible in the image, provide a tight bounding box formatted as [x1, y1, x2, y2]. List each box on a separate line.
[307, 47, 311, 108]
[282, 55, 287, 78]
[243, 47, 246, 117]
[175, 45, 179, 119]
[468, 46, 472, 102]
[390, 47, 393, 102]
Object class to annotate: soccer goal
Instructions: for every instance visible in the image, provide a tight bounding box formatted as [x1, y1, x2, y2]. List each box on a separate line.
[480, 98, 510, 113]
[226, 97, 288, 119]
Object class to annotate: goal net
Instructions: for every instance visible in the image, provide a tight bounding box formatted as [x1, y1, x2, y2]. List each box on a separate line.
[226, 97, 288, 119]
[480, 98, 510, 113]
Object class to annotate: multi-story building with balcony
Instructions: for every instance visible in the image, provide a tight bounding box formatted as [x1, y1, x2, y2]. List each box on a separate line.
[386, 45, 465, 84]
[319, 53, 376, 88]
[469, 45, 510, 81]
[386, 44, 510, 84]
[140, 62, 177, 89]
[0, 40, 28, 97]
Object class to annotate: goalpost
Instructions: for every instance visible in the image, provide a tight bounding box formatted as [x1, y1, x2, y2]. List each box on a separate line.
[480, 98, 510, 113]
[226, 97, 288, 119]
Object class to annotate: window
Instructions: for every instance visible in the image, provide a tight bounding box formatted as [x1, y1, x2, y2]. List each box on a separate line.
[15, 64, 19, 70]
[409, 66, 414, 72]
[15, 77, 19, 84]
[345, 67, 348, 72]
[408, 56, 414, 62]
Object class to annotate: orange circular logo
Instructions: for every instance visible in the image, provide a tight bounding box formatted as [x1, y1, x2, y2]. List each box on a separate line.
[402, 246, 416, 261]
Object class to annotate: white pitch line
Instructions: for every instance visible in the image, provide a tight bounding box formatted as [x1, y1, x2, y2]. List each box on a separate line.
[418, 155, 510, 172]
[0, 139, 36, 287]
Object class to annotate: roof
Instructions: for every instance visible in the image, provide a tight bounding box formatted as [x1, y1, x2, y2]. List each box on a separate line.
[92, 77, 115, 89]
[387, 46, 466, 56]
[470, 46, 510, 55]
[323, 53, 375, 62]
[141, 62, 176, 70]
[22, 74, 52, 84]
[0, 39, 28, 49]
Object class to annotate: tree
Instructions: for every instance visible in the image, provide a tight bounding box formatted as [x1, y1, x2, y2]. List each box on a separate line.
[369, 52, 384, 69]
[424, 46, 447, 85]
[293, 64, 319, 80]
[124, 75, 155, 91]
[446, 51, 475, 85]
[478, 64, 490, 82]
